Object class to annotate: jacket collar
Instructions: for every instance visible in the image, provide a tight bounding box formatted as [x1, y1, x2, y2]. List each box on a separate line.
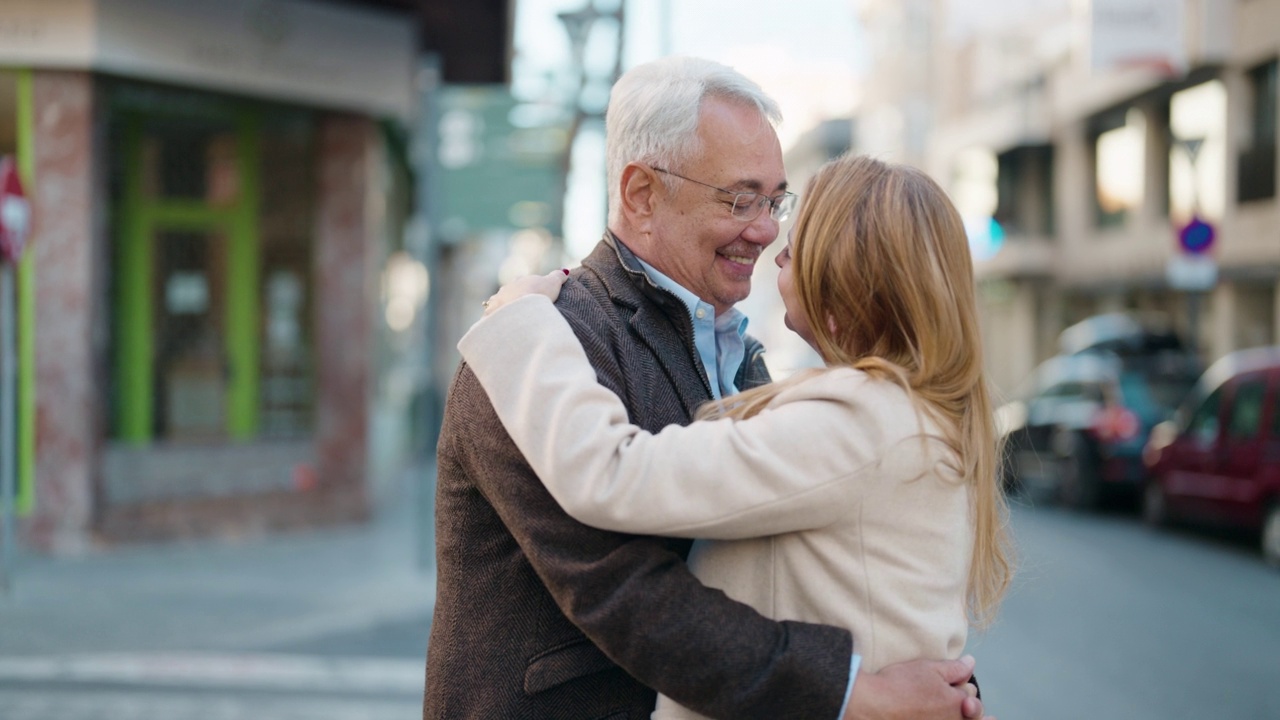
[584, 231, 716, 408]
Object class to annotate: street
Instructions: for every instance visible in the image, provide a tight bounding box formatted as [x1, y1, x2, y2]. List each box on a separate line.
[973, 501, 1280, 720]
[2, 496, 1278, 719]
[0, 498, 435, 720]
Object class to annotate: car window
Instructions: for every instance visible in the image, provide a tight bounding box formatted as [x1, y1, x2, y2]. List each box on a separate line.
[1273, 381, 1280, 438]
[1226, 378, 1267, 440]
[1118, 371, 1196, 416]
[1187, 388, 1222, 445]
[1039, 381, 1104, 403]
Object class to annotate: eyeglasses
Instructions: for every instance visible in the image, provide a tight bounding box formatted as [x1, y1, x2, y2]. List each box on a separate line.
[651, 167, 797, 223]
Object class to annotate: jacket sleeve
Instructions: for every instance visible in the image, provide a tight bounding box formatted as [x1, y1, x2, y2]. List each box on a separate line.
[458, 295, 885, 540]
[448, 307, 853, 720]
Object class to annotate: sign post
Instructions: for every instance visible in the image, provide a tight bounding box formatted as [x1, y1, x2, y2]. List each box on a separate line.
[0, 155, 31, 595]
[1166, 214, 1216, 356]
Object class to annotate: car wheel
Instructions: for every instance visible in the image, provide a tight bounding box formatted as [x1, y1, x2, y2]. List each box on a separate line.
[1142, 479, 1169, 528]
[1059, 433, 1101, 511]
[1263, 502, 1280, 569]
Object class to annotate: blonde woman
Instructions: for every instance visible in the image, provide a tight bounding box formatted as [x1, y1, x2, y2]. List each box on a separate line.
[458, 154, 1013, 720]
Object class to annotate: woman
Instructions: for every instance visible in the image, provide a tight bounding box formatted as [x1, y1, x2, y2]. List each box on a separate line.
[458, 154, 1012, 719]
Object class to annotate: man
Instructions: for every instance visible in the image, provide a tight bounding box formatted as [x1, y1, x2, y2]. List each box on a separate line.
[425, 56, 988, 720]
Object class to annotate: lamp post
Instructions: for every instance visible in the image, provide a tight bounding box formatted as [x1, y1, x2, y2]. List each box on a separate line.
[554, 1, 624, 247]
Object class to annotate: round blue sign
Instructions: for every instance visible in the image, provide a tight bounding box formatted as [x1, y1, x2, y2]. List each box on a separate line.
[1178, 217, 1215, 255]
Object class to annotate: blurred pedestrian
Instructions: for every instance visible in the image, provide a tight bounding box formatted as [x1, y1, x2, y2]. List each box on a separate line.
[425, 57, 993, 720]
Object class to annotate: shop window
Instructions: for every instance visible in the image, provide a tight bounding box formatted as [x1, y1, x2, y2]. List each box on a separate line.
[107, 82, 316, 443]
[1091, 107, 1146, 229]
[1239, 60, 1277, 203]
[995, 145, 1055, 238]
[258, 111, 317, 440]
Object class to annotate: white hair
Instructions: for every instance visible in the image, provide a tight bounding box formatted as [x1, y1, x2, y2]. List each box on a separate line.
[604, 56, 783, 226]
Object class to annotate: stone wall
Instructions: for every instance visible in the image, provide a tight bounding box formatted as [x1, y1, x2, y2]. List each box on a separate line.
[27, 71, 97, 554]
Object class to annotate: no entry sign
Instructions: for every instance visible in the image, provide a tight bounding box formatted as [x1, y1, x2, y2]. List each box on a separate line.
[0, 157, 31, 264]
[1177, 216, 1215, 255]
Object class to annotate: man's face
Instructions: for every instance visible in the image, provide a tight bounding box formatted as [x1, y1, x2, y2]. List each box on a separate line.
[647, 97, 786, 315]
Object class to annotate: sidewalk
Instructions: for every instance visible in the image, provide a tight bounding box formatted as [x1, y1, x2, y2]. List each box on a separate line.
[0, 477, 437, 720]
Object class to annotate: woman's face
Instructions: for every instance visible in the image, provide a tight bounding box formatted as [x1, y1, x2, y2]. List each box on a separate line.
[775, 229, 816, 349]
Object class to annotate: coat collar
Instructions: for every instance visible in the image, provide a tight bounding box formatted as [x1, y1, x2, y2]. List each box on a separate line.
[583, 231, 716, 414]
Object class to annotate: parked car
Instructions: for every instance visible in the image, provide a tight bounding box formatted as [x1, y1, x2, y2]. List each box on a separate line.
[1056, 311, 1188, 357]
[1142, 346, 1280, 567]
[999, 313, 1200, 508]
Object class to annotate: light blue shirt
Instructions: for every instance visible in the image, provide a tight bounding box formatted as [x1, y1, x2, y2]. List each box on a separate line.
[635, 259, 747, 400]
[635, 257, 862, 716]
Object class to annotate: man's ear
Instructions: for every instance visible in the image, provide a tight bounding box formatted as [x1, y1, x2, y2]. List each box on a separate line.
[620, 163, 660, 232]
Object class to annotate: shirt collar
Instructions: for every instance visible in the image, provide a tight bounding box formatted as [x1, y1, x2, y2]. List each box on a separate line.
[633, 258, 748, 331]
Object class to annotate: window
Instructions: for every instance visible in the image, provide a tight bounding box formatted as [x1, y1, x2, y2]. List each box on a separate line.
[1272, 381, 1280, 438]
[1092, 107, 1146, 228]
[1169, 81, 1227, 223]
[1239, 60, 1277, 203]
[1187, 388, 1222, 445]
[996, 145, 1055, 237]
[1269, 379, 1280, 435]
[0, 71, 15, 157]
[1226, 378, 1267, 440]
[107, 81, 317, 442]
[1039, 381, 1105, 404]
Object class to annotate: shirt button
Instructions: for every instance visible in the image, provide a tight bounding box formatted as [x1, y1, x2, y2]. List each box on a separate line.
[695, 308, 707, 319]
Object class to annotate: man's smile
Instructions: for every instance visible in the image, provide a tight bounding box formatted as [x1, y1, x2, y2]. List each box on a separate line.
[718, 249, 759, 268]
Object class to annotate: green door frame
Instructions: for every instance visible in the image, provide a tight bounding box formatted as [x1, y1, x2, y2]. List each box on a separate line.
[14, 68, 35, 515]
[115, 110, 262, 443]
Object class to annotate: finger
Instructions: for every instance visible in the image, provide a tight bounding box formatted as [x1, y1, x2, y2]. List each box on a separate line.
[547, 268, 571, 283]
[939, 655, 977, 685]
[964, 682, 978, 698]
[961, 696, 984, 719]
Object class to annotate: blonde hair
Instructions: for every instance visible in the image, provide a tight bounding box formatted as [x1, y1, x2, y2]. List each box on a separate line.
[701, 154, 1013, 627]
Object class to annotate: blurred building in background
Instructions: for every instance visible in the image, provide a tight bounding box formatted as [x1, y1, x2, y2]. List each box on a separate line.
[0, 0, 512, 553]
[853, 0, 1280, 398]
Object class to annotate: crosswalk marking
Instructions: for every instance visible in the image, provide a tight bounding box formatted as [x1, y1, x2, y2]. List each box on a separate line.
[0, 687, 418, 720]
[0, 653, 423, 695]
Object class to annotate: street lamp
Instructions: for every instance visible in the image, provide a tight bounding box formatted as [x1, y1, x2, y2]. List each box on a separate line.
[553, 2, 624, 246]
[558, 5, 603, 78]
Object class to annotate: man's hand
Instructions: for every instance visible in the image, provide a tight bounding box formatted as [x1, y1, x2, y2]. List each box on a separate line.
[844, 655, 993, 720]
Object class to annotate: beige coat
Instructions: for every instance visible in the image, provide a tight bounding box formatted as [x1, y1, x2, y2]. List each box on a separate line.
[459, 295, 973, 719]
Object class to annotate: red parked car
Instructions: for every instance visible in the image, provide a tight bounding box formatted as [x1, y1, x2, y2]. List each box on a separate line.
[1143, 346, 1280, 567]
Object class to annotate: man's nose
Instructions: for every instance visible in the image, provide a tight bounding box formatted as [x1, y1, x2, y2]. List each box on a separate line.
[741, 209, 779, 246]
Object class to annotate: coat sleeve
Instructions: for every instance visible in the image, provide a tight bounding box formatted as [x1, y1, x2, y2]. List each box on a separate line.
[448, 296, 854, 719]
[458, 295, 886, 540]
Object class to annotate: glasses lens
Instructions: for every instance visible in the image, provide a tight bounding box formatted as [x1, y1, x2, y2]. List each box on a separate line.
[772, 194, 797, 222]
[730, 193, 765, 221]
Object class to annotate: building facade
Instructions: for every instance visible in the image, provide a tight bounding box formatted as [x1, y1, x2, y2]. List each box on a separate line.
[0, 0, 509, 553]
[858, 0, 1280, 398]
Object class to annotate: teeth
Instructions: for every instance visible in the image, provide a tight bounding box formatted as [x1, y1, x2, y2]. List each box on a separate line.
[724, 255, 755, 265]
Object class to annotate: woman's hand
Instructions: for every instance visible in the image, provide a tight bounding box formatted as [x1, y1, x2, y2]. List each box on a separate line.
[482, 268, 571, 317]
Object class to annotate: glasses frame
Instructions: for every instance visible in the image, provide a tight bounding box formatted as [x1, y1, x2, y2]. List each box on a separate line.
[651, 166, 797, 222]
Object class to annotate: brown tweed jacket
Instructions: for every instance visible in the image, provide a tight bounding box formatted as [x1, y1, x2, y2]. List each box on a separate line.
[423, 234, 853, 720]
